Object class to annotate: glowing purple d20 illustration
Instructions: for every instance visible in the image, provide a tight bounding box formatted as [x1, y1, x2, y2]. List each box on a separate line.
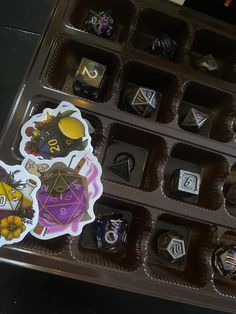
[37, 159, 88, 226]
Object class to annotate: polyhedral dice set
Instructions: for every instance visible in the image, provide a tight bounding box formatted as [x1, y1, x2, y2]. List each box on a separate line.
[1, 0, 236, 312]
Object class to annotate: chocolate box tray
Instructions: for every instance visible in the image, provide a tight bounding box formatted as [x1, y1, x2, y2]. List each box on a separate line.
[1, 0, 236, 312]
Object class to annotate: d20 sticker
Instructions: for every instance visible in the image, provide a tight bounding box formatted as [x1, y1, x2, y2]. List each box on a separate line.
[20, 101, 93, 160]
[0, 160, 40, 246]
[22, 151, 103, 239]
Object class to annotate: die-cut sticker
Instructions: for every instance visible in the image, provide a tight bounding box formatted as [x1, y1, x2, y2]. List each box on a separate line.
[20, 101, 93, 160]
[0, 160, 40, 246]
[22, 151, 103, 240]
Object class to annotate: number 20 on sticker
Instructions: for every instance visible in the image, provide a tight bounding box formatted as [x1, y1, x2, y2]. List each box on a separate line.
[48, 139, 61, 154]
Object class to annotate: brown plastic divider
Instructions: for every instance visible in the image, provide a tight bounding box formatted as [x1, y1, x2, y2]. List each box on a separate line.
[1, 0, 236, 312]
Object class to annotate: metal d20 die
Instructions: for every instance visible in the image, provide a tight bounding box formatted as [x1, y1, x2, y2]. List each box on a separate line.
[213, 246, 236, 278]
[226, 183, 236, 206]
[73, 57, 107, 101]
[84, 10, 114, 39]
[128, 87, 159, 117]
[158, 231, 186, 263]
[181, 108, 208, 133]
[171, 169, 201, 197]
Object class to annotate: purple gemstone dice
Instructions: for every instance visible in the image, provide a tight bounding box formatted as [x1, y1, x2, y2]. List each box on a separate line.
[94, 214, 128, 254]
[149, 34, 178, 60]
[213, 246, 236, 278]
[84, 10, 114, 39]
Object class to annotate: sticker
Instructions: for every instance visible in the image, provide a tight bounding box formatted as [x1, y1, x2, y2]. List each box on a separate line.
[22, 151, 103, 240]
[20, 101, 93, 160]
[0, 160, 40, 247]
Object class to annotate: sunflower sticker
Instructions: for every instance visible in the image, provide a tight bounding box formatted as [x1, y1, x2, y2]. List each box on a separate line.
[0, 161, 40, 246]
[20, 101, 93, 160]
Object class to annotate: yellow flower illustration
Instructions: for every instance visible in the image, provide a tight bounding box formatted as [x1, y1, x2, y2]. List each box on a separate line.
[0, 216, 26, 241]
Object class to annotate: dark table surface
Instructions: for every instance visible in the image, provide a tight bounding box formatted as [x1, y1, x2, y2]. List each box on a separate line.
[0, 0, 233, 313]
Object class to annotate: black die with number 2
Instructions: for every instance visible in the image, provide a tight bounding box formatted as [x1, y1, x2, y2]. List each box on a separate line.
[73, 57, 107, 101]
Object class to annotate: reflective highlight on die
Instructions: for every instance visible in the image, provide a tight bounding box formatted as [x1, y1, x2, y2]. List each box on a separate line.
[84, 10, 114, 39]
[94, 214, 128, 254]
[213, 246, 236, 278]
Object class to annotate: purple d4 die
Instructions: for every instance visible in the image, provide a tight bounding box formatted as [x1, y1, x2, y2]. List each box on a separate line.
[94, 214, 128, 254]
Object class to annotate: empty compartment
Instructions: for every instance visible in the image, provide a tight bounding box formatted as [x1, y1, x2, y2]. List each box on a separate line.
[73, 196, 151, 272]
[14, 99, 104, 160]
[213, 231, 236, 297]
[133, 8, 189, 62]
[145, 214, 217, 288]
[13, 234, 68, 255]
[163, 143, 229, 210]
[190, 29, 236, 83]
[178, 82, 235, 142]
[69, 0, 135, 43]
[118, 61, 180, 123]
[102, 123, 168, 191]
[45, 38, 120, 102]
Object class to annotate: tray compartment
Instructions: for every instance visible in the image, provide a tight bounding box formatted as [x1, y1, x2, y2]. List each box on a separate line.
[68, 0, 136, 43]
[45, 38, 120, 102]
[13, 234, 69, 255]
[71, 196, 151, 272]
[133, 8, 189, 62]
[102, 123, 168, 191]
[145, 214, 217, 288]
[213, 231, 236, 298]
[163, 143, 229, 210]
[178, 82, 235, 143]
[118, 61, 181, 123]
[190, 29, 236, 83]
